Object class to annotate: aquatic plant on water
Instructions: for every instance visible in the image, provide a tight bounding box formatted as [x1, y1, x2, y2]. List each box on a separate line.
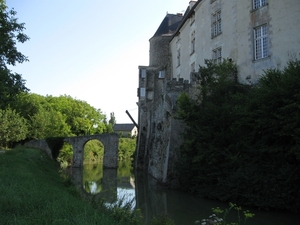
[197, 202, 255, 225]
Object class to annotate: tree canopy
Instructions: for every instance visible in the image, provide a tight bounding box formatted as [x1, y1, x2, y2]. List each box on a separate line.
[11, 93, 108, 139]
[0, 1, 29, 108]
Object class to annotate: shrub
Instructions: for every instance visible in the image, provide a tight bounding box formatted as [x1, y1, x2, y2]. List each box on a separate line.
[177, 59, 300, 213]
[0, 108, 28, 148]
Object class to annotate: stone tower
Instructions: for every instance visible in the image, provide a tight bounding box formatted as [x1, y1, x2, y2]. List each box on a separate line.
[136, 13, 191, 184]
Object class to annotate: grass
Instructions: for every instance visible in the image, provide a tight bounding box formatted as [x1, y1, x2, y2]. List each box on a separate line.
[0, 147, 140, 225]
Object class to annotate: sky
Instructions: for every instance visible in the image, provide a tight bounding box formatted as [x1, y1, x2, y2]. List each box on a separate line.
[6, 0, 189, 123]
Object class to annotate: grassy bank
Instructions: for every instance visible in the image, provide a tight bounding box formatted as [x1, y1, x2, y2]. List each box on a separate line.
[0, 147, 140, 225]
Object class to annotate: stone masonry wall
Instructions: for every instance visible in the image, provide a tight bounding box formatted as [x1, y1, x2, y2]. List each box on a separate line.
[24, 134, 119, 168]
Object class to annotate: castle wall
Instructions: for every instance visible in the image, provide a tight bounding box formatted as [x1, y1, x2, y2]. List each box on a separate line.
[170, 0, 300, 83]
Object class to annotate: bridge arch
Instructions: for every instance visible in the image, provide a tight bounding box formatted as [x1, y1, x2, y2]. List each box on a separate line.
[63, 133, 119, 168]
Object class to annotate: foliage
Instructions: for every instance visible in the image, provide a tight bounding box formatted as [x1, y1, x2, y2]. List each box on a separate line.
[0, 108, 27, 148]
[57, 142, 73, 168]
[176, 59, 300, 213]
[84, 139, 104, 163]
[0, 2, 29, 108]
[46, 95, 106, 136]
[103, 114, 113, 133]
[0, 147, 141, 225]
[106, 195, 141, 225]
[200, 203, 255, 225]
[105, 122, 114, 133]
[109, 112, 116, 126]
[118, 137, 137, 160]
[150, 214, 175, 225]
[9, 93, 107, 144]
[12, 93, 72, 139]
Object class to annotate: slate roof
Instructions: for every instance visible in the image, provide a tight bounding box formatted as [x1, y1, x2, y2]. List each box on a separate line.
[170, 1, 202, 42]
[113, 123, 136, 132]
[152, 13, 183, 38]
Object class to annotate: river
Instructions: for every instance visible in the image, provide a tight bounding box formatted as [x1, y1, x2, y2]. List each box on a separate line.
[70, 161, 300, 225]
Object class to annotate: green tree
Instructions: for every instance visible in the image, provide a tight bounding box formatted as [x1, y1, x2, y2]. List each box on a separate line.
[0, 108, 28, 148]
[118, 137, 136, 160]
[12, 93, 106, 139]
[0, 1, 29, 108]
[109, 112, 116, 126]
[84, 140, 104, 163]
[47, 95, 106, 136]
[176, 59, 300, 213]
[12, 93, 72, 139]
[177, 59, 248, 195]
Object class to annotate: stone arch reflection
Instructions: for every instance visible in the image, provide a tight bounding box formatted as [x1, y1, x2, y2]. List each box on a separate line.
[72, 160, 136, 206]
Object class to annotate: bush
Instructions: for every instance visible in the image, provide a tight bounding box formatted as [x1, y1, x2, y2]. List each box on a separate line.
[0, 108, 28, 148]
[118, 138, 137, 160]
[177, 60, 300, 213]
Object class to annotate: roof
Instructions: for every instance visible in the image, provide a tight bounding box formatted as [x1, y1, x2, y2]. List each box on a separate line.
[113, 123, 136, 132]
[170, 0, 202, 42]
[151, 13, 183, 38]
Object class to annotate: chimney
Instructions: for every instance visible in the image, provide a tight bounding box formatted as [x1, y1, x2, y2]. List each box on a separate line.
[189, 1, 197, 9]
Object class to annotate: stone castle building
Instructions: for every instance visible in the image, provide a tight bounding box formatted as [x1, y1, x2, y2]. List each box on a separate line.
[136, 0, 300, 183]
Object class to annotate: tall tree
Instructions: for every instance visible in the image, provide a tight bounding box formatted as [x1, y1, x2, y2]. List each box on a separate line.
[46, 95, 106, 136]
[108, 112, 116, 126]
[0, 1, 29, 109]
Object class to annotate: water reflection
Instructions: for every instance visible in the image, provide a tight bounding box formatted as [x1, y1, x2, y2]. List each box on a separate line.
[72, 161, 300, 225]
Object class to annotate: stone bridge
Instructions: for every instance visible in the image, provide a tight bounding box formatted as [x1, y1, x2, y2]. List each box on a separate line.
[24, 133, 119, 168]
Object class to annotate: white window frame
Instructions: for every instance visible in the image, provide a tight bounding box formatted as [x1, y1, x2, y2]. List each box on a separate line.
[212, 10, 222, 37]
[253, 0, 266, 10]
[254, 24, 269, 60]
[213, 47, 222, 63]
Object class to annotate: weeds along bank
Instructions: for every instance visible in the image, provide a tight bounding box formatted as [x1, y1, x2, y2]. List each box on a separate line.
[0, 147, 141, 225]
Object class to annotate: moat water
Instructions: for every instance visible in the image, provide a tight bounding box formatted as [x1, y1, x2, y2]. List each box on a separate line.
[70, 161, 300, 225]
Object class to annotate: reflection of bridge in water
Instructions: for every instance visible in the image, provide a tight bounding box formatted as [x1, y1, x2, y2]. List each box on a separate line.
[72, 167, 119, 204]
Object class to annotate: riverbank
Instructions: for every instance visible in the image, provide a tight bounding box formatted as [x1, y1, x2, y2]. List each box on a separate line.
[0, 147, 140, 225]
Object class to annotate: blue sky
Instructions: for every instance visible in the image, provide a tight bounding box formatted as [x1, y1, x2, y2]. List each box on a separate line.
[6, 0, 189, 123]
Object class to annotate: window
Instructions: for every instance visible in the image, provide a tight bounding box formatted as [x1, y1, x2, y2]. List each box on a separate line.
[158, 71, 165, 79]
[253, 0, 266, 10]
[139, 88, 146, 97]
[190, 13, 195, 25]
[191, 62, 195, 73]
[177, 49, 181, 67]
[212, 10, 221, 37]
[191, 31, 195, 54]
[213, 47, 222, 63]
[140, 69, 146, 78]
[254, 25, 269, 60]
